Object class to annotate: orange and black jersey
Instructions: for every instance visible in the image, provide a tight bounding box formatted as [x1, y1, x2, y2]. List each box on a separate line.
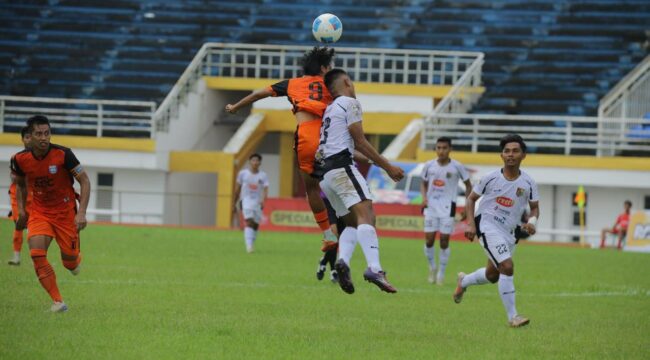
[267, 76, 332, 117]
[10, 144, 81, 215]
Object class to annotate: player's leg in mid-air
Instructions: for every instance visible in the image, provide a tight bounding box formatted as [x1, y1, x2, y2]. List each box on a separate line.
[295, 120, 338, 247]
[316, 196, 341, 282]
[453, 226, 528, 327]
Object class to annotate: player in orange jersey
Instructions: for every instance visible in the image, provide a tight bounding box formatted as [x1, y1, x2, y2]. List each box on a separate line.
[11, 115, 91, 312]
[226, 47, 339, 249]
[7, 126, 33, 265]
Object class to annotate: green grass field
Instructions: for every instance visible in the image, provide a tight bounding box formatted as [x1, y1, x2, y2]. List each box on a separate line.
[1, 219, 648, 359]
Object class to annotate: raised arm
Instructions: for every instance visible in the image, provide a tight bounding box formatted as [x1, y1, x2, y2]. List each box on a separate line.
[348, 122, 404, 182]
[225, 88, 275, 114]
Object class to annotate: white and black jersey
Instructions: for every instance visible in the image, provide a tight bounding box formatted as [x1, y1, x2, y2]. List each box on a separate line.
[314, 96, 363, 177]
[236, 168, 269, 209]
[316, 95, 373, 217]
[473, 169, 539, 234]
[421, 158, 469, 218]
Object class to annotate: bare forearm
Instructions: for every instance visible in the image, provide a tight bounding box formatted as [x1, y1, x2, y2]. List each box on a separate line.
[355, 138, 391, 171]
[78, 178, 91, 214]
[16, 183, 27, 214]
[464, 180, 472, 197]
[231, 91, 267, 112]
[465, 198, 476, 223]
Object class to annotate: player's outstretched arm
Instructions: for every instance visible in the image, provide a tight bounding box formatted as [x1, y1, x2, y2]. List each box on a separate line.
[74, 170, 91, 231]
[225, 88, 274, 114]
[348, 122, 404, 182]
[464, 191, 481, 241]
[522, 200, 539, 235]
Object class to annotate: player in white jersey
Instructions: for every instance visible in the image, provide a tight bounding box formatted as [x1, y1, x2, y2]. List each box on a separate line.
[420, 137, 471, 284]
[453, 134, 539, 328]
[234, 153, 269, 253]
[315, 68, 404, 294]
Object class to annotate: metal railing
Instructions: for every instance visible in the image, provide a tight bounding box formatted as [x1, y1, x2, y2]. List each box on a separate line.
[599, 55, 650, 119]
[154, 42, 484, 132]
[0, 187, 218, 226]
[0, 96, 156, 138]
[422, 113, 650, 156]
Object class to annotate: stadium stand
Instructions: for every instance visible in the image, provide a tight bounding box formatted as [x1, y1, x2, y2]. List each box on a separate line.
[0, 0, 648, 117]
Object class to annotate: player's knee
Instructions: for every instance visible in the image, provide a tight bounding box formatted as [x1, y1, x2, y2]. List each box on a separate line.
[440, 238, 450, 249]
[61, 253, 81, 270]
[499, 261, 514, 276]
[30, 248, 47, 261]
[486, 272, 499, 283]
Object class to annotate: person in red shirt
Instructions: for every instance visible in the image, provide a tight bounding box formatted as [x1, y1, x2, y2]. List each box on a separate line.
[226, 47, 339, 252]
[600, 200, 632, 250]
[11, 115, 91, 312]
[7, 126, 33, 265]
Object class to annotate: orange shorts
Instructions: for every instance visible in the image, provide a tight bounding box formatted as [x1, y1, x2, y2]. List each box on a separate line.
[27, 209, 79, 256]
[295, 119, 322, 174]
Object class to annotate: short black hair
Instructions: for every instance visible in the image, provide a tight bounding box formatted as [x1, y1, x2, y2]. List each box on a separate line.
[624, 200, 632, 207]
[301, 46, 335, 76]
[324, 68, 348, 92]
[26, 115, 51, 133]
[499, 133, 527, 153]
[249, 153, 262, 161]
[436, 137, 452, 146]
[20, 126, 30, 139]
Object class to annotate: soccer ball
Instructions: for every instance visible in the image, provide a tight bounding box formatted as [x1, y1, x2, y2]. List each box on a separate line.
[312, 13, 342, 43]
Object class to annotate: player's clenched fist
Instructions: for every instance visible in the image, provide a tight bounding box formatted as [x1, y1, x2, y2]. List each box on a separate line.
[386, 165, 404, 182]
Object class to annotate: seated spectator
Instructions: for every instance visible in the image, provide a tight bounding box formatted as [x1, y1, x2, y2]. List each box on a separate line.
[600, 200, 632, 250]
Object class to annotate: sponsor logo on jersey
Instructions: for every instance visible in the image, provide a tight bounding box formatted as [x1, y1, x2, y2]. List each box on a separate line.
[248, 184, 259, 191]
[433, 179, 445, 187]
[516, 187, 525, 197]
[496, 196, 514, 207]
[48, 165, 57, 174]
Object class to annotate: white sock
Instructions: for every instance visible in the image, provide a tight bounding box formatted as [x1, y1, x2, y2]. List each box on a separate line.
[499, 274, 517, 320]
[357, 224, 382, 273]
[338, 227, 357, 265]
[461, 267, 489, 288]
[244, 227, 255, 248]
[423, 244, 436, 270]
[438, 247, 450, 276]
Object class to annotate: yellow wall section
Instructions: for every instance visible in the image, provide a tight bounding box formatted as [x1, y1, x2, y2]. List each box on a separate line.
[204, 76, 483, 98]
[279, 133, 295, 197]
[416, 149, 650, 171]
[254, 109, 420, 135]
[169, 151, 235, 228]
[0, 133, 155, 152]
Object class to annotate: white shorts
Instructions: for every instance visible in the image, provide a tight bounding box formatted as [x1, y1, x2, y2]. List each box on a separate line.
[424, 214, 454, 234]
[320, 166, 373, 218]
[242, 206, 262, 224]
[477, 218, 516, 266]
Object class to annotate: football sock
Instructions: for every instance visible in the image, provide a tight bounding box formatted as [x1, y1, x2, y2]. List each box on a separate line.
[314, 210, 333, 235]
[423, 244, 436, 269]
[461, 267, 489, 288]
[30, 249, 62, 302]
[12, 230, 23, 252]
[338, 227, 357, 265]
[244, 227, 255, 248]
[62, 253, 81, 271]
[498, 274, 517, 320]
[438, 247, 450, 276]
[357, 224, 382, 273]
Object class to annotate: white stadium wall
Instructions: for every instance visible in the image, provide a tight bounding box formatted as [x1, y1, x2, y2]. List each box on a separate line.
[164, 172, 217, 226]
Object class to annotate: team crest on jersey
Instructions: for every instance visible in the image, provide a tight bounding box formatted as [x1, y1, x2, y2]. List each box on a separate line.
[446, 172, 452, 179]
[516, 187, 525, 197]
[496, 196, 514, 207]
[48, 165, 57, 174]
